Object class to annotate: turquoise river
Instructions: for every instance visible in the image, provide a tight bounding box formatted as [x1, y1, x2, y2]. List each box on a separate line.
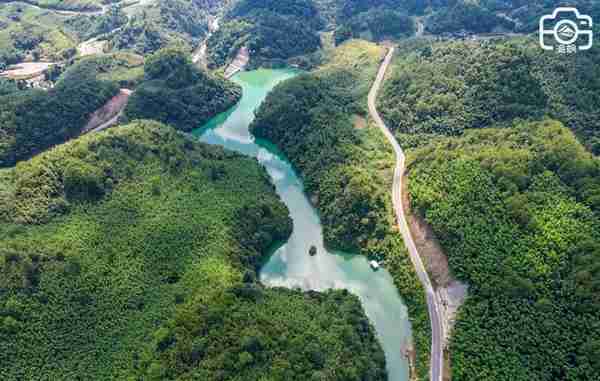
[193, 69, 412, 380]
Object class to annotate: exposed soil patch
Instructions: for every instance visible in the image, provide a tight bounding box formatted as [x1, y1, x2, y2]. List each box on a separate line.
[77, 38, 108, 57]
[0, 62, 55, 79]
[401, 174, 451, 288]
[83, 89, 132, 133]
[353, 114, 367, 130]
[402, 171, 468, 381]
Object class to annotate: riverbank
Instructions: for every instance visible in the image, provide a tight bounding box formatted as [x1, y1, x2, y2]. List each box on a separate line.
[194, 66, 414, 380]
[249, 40, 431, 380]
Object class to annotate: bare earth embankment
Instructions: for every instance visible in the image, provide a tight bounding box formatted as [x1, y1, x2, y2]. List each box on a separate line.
[83, 88, 132, 133]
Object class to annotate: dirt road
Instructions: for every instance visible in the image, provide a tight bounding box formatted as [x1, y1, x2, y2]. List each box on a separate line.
[368, 46, 445, 381]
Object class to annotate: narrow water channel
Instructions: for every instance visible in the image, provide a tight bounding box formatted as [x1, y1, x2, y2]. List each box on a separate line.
[192, 69, 411, 380]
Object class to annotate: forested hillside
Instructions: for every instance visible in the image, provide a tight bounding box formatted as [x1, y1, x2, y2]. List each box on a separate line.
[406, 120, 600, 380]
[251, 40, 431, 379]
[376, 34, 600, 380]
[334, 6, 414, 44]
[0, 120, 386, 380]
[124, 48, 241, 131]
[67, 51, 145, 88]
[379, 38, 600, 153]
[108, 0, 213, 54]
[425, 0, 600, 34]
[3, 0, 105, 12]
[0, 59, 119, 166]
[206, 0, 322, 68]
[0, 2, 79, 67]
[426, 0, 511, 34]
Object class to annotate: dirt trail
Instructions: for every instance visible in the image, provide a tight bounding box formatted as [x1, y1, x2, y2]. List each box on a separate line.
[192, 16, 219, 67]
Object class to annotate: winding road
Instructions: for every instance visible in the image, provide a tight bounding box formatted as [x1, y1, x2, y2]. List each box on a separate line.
[368, 47, 445, 381]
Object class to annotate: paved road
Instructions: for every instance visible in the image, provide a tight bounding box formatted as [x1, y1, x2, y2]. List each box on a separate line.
[368, 47, 445, 381]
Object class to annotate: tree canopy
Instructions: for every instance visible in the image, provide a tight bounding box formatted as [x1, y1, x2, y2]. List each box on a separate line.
[0, 120, 387, 380]
[207, 0, 322, 68]
[406, 120, 600, 380]
[124, 48, 241, 131]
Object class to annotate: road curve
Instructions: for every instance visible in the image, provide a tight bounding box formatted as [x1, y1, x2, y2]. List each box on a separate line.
[368, 47, 445, 381]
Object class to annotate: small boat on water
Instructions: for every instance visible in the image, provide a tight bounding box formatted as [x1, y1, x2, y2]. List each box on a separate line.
[370, 260, 380, 271]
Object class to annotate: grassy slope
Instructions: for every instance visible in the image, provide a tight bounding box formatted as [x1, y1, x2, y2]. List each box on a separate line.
[79, 52, 145, 88]
[0, 3, 77, 62]
[251, 39, 431, 380]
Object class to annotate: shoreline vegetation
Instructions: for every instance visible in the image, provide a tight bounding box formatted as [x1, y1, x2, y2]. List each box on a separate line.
[206, 0, 323, 70]
[251, 39, 431, 380]
[123, 47, 242, 132]
[0, 120, 388, 380]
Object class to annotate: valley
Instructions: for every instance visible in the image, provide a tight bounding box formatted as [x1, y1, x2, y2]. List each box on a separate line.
[1, 1, 599, 381]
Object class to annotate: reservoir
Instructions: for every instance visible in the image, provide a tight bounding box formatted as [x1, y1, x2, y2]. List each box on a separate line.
[193, 69, 411, 380]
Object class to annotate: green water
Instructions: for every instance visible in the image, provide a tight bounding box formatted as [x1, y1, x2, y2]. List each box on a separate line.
[193, 69, 411, 380]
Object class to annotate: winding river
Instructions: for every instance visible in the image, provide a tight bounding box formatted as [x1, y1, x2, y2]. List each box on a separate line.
[192, 69, 412, 380]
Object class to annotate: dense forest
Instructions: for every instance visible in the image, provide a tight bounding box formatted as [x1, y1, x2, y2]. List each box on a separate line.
[124, 48, 241, 131]
[0, 120, 387, 380]
[108, 0, 212, 54]
[379, 38, 600, 153]
[206, 0, 322, 68]
[406, 120, 600, 380]
[485, 0, 600, 32]
[0, 58, 119, 166]
[424, 0, 600, 34]
[426, 0, 512, 34]
[333, 0, 428, 20]
[334, 6, 415, 44]
[375, 33, 600, 380]
[137, 287, 387, 380]
[251, 40, 431, 380]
